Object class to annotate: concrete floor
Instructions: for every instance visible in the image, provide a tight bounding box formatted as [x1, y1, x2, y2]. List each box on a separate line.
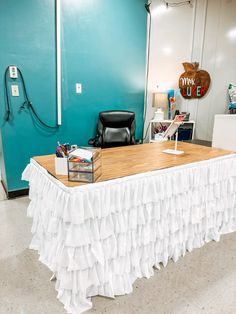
[0, 197, 236, 314]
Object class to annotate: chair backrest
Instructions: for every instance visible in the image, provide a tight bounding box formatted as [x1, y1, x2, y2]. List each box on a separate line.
[97, 110, 136, 147]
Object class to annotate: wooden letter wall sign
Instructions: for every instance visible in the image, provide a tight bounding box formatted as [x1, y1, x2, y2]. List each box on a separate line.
[179, 62, 211, 99]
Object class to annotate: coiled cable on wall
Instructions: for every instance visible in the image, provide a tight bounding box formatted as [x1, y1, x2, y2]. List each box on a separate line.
[4, 67, 11, 121]
[4, 66, 58, 129]
[17, 68, 58, 129]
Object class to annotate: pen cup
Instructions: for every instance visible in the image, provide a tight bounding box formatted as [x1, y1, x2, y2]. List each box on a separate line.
[55, 157, 68, 175]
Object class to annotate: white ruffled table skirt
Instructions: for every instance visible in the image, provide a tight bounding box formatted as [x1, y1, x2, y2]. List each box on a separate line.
[22, 155, 236, 314]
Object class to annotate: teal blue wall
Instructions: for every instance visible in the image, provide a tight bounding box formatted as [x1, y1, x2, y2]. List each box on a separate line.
[0, 0, 147, 192]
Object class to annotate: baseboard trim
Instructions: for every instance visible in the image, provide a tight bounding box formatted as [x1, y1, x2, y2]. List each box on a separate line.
[1, 181, 29, 199]
[7, 188, 29, 199]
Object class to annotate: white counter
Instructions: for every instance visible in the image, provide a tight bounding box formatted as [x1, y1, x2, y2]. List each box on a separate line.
[212, 114, 236, 151]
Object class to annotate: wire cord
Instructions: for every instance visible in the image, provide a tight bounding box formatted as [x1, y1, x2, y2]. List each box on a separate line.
[4, 66, 58, 129]
[4, 67, 11, 121]
[17, 68, 58, 129]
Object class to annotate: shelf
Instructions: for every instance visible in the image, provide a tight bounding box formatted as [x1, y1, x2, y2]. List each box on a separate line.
[150, 139, 168, 143]
[150, 119, 195, 124]
[149, 119, 196, 142]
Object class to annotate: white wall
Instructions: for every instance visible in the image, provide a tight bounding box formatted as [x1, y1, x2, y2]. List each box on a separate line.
[146, 0, 236, 141]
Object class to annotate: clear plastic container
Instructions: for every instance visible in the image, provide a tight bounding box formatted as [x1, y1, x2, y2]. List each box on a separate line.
[68, 148, 102, 183]
[68, 165, 102, 183]
[68, 158, 101, 172]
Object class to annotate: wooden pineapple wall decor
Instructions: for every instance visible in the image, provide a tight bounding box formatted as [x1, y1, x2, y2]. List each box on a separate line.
[179, 62, 211, 99]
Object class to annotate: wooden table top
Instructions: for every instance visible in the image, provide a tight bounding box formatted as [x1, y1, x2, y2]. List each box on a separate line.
[33, 141, 233, 188]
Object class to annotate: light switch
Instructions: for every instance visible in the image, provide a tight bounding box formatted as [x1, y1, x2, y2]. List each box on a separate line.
[76, 83, 82, 94]
[11, 85, 19, 97]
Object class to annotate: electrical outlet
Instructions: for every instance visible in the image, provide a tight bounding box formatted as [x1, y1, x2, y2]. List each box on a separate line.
[9, 66, 18, 79]
[76, 83, 82, 94]
[11, 85, 19, 97]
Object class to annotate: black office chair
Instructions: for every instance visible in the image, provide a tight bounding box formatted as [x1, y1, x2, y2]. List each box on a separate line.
[88, 110, 137, 148]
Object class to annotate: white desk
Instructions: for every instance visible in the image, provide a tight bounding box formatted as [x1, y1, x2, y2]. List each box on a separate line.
[212, 114, 236, 151]
[22, 146, 236, 314]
